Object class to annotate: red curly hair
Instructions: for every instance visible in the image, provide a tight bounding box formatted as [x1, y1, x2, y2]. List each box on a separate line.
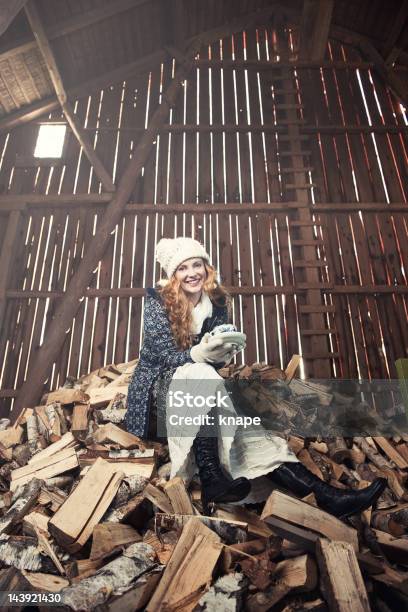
[158, 261, 231, 349]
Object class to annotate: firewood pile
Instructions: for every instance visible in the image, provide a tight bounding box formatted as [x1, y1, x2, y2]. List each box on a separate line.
[0, 355, 407, 611]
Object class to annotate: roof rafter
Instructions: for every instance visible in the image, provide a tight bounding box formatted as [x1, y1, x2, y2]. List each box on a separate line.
[0, 0, 150, 61]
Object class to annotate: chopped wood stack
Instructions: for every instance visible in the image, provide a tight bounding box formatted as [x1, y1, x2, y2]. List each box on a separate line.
[0, 357, 406, 611]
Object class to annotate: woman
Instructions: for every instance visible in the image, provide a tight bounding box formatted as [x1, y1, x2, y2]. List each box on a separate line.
[126, 237, 386, 516]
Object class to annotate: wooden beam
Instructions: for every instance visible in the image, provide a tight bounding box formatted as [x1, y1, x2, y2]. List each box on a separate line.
[0, 0, 27, 36]
[12, 41, 198, 415]
[0, 3, 280, 134]
[299, 0, 334, 62]
[24, 1, 115, 193]
[5, 285, 408, 301]
[0, 210, 22, 331]
[0, 0, 150, 60]
[382, 0, 408, 66]
[46, 0, 148, 40]
[0, 196, 406, 214]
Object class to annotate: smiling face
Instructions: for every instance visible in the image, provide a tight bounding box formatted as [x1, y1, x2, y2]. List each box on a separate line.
[174, 257, 207, 299]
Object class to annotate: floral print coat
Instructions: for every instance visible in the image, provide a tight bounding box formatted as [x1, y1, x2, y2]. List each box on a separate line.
[125, 286, 229, 438]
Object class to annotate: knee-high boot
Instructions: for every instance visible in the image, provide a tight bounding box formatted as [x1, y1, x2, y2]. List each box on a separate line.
[192, 435, 251, 512]
[269, 462, 387, 519]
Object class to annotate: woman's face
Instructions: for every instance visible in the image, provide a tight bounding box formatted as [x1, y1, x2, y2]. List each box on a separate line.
[174, 257, 207, 297]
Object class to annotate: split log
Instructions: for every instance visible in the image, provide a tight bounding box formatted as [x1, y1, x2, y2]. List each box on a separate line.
[34, 525, 66, 575]
[0, 534, 59, 573]
[38, 486, 67, 512]
[143, 483, 174, 513]
[90, 523, 142, 560]
[92, 568, 162, 612]
[374, 529, 408, 564]
[261, 491, 359, 550]
[103, 495, 152, 528]
[0, 425, 23, 449]
[71, 404, 90, 439]
[298, 449, 324, 479]
[143, 529, 178, 565]
[316, 538, 370, 612]
[12, 443, 31, 467]
[27, 432, 77, 465]
[215, 505, 274, 538]
[239, 551, 276, 590]
[80, 460, 153, 480]
[88, 386, 128, 409]
[221, 538, 281, 573]
[373, 437, 408, 470]
[146, 518, 223, 612]
[0, 442, 12, 461]
[155, 513, 248, 544]
[289, 379, 332, 406]
[164, 477, 194, 514]
[26, 414, 43, 455]
[89, 423, 145, 450]
[195, 572, 247, 611]
[45, 403, 61, 438]
[288, 436, 305, 455]
[49, 458, 124, 552]
[112, 475, 149, 508]
[246, 554, 318, 611]
[42, 389, 89, 405]
[71, 558, 105, 581]
[327, 437, 352, 463]
[285, 355, 301, 382]
[10, 446, 79, 491]
[22, 570, 69, 591]
[61, 542, 157, 611]
[54, 403, 69, 434]
[44, 475, 74, 489]
[22, 511, 49, 536]
[96, 393, 127, 424]
[0, 479, 42, 535]
[275, 554, 318, 590]
[354, 437, 394, 470]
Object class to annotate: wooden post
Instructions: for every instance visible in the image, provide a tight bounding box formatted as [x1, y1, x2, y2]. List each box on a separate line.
[0, 210, 22, 331]
[299, 0, 334, 62]
[24, 1, 115, 193]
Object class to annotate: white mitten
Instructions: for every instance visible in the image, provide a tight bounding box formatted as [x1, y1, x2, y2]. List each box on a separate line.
[191, 332, 233, 364]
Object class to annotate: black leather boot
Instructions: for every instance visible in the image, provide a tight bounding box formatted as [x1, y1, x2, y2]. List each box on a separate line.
[193, 436, 251, 513]
[269, 462, 387, 519]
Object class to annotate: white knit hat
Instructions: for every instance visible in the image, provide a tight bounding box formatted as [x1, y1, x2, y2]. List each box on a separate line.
[155, 237, 211, 278]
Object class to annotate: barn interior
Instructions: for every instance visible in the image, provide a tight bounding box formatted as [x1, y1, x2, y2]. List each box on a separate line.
[0, 1, 407, 609]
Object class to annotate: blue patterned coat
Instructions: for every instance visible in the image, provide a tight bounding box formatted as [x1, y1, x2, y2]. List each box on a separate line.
[125, 287, 229, 437]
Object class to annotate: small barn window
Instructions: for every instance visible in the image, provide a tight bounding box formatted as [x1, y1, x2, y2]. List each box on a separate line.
[34, 124, 67, 158]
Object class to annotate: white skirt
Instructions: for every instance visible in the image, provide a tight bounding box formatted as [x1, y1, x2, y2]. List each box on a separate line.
[166, 362, 298, 503]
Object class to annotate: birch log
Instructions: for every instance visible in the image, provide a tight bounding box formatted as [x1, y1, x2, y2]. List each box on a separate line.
[60, 542, 157, 611]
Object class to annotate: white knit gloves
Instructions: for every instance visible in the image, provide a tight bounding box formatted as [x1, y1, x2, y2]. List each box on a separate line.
[191, 332, 234, 364]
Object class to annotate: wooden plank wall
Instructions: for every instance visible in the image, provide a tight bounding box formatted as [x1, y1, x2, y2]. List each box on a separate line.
[0, 23, 407, 415]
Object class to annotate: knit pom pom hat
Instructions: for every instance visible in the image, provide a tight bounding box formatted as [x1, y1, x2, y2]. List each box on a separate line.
[155, 237, 211, 278]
